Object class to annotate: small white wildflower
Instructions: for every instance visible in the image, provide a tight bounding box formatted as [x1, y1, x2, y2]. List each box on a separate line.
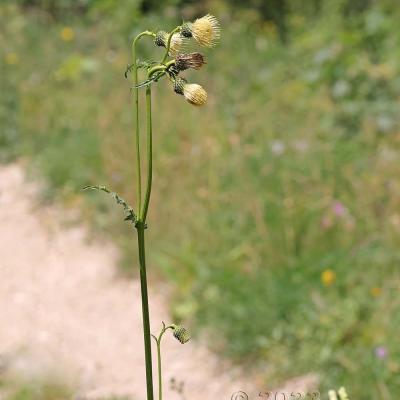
[271, 140, 285, 155]
[338, 387, 349, 400]
[328, 390, 338, 400]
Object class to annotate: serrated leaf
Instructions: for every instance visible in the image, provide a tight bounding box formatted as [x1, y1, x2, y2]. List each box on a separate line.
[125, 60, 158, 78]
[83, 185, 137, 225]
[131, 72, 166, 89]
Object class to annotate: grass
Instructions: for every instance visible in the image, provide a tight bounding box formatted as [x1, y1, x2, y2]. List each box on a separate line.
[0, 370, 72, 400]
[0, 374, 129, 400]
[1, 1, 400, 398]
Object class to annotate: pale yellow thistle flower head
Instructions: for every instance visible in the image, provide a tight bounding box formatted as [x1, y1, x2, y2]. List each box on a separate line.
[173, 78, 207, 106]
[183, 83, 207, 106]
[188, 14, 220, 47]
[155, 31, 186, 55]
[169, 32, 186, 54]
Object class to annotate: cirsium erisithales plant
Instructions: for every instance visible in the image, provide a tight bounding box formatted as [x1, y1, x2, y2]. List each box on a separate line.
[85, 14, 220, 400]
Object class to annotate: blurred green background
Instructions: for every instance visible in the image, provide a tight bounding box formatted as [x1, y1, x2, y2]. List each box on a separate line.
[1, 0, 400, 398]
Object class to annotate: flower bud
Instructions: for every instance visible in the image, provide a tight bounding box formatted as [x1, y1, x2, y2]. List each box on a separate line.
[171, 325, 191, 344]
[180, 23, 193, 38]
[173, 77, 186, 95]
[175, 52, 206, 71]
[154, 31, 167, 47]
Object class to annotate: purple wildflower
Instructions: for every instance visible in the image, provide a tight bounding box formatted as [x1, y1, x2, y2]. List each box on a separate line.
[375, 346, 388, 359]
[332, 201, 346, 217]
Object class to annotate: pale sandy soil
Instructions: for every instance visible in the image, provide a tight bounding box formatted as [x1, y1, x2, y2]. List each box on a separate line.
[0, 163, 317, 400]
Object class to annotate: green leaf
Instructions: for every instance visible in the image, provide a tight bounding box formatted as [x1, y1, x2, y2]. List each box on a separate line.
[83, 185, 137, 224]
[131, 72, 166, 89]
[125, 60, 158, 78]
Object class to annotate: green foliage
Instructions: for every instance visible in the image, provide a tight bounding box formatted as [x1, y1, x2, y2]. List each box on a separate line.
[83, 185, 137, 224]
[8, 381, 71, 400]
[2, 1, 400, 398]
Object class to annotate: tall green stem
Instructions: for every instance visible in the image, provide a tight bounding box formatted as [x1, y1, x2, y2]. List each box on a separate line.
[136, 87, 154, 400]
[141, 85, 153, 222]
[136, 223, 154, 400]
[132, 31, 154, 216]
[131, 31, 155, 400]
[132, 38, 141, 216]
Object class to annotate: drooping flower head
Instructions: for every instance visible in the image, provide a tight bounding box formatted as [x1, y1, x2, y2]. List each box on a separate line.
[181, 14, 220, 47]
[175, 52, 206, 71]
[173, 77, 207, 106]
[154, 31, 185, 54]
[184, 83, 207, 106]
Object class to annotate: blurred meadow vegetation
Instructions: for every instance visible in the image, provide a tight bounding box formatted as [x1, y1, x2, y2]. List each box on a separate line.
[1, 0, 400, 398]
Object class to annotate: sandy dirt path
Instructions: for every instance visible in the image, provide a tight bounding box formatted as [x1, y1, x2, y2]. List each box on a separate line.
[0, 164, 316, 400]
[0, 163, 255, 399]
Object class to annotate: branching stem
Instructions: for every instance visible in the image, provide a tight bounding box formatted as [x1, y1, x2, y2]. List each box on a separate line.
[152, 323, 174, 400]
[161, 27, 181, 64]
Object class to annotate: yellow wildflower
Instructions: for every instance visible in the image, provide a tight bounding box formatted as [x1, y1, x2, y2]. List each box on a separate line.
[370, 287, 382, 297]
[5, 52, 19, 65]
[60, 27, 75, 42]
[321, 269, 336, 286]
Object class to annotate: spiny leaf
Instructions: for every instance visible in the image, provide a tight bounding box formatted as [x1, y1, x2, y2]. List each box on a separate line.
[131, 72, 166, 89]
[137, 59, 157, 69]
[124, 59, 158, 78]
[83, 185, 137, 224]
